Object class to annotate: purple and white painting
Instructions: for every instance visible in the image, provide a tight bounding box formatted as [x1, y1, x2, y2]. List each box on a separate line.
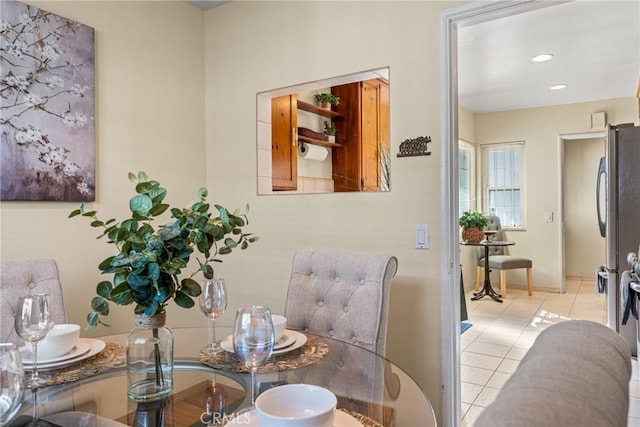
[1, 1, 95, 201]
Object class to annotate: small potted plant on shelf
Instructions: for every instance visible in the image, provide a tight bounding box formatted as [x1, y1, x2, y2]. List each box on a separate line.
[459, 210, 489, 243]
[323, 121, 336, 143]
[314, 93, 340, 109]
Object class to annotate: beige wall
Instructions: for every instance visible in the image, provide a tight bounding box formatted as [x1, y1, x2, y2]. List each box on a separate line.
[1, 1, 453, 423]
[203, 1, 452, 420]
[474, 97, 638, 290]
[564, 138, 606, 277]
[1, 1, 206, 329]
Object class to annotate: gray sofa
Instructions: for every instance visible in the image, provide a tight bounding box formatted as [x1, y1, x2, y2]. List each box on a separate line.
[475, 320, 632, 427]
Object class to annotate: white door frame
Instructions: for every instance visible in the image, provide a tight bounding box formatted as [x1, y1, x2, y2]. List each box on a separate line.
[439, 2, 560, 425]
[557, 131, 606, 292]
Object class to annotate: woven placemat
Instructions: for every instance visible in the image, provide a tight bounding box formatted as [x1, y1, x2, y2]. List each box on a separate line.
[339, 409, 384, 427]
[28, 342, 125, 389]
[199, 334, 329, 373]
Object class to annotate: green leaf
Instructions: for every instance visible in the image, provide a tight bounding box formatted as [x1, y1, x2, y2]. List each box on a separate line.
[143, 302, 159, 316]
[98, 256, 115, 271]
[198, 187, 208, 199]
[128, 172, 137, 182]
[174, 290, 195, 308]
[224, 238, 238, 248]
[86, 312, 99, 331]
[90, 220, 104, 227]
[130, 195, 152, 216]
[248, 236, 260, 243]
[149, 203, 169, 216]
[96, 281, 112, 298]
[137, 171, 148, 182]
[241, 241, 248, 250]
[180, 278, 202, 297]
[91, 297, 110, 315]
[82, 211, 97, 217]
[68, 209, 82, 218]
[219, 247, 232, 255]
[148, 187, 167, 203]
[112, 284, 134, 305]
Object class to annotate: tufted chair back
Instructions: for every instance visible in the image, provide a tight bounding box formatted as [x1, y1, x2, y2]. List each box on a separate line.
[476, 215, 506, 260]
[0, 259, 67, 345]
[284, 249, 398, 356]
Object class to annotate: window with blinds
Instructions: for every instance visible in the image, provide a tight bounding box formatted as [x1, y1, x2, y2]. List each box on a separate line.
[458, 140, 476, 215]
[481, 141, 525, 228]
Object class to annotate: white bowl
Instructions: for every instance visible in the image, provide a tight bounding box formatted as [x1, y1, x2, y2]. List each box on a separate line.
[36, 324, 80, 359]
[271, 315, 287, 343]
[255, 384, 336, 427]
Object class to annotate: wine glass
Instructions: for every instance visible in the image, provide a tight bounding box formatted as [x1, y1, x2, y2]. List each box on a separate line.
[0, 343, 24, 425]
[199, 278, 228, 355]
[14, 294, 54, 388]
[233, 306, 274, 406]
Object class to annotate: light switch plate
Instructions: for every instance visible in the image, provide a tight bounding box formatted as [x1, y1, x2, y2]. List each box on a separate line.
[415, 224, 429, 249]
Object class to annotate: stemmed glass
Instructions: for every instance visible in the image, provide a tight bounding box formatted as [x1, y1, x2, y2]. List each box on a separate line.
[14, 294, 54, 388]
[233, 306, 274, 406]
[0, 343, 24, 425]
[199, 278, 228, 355]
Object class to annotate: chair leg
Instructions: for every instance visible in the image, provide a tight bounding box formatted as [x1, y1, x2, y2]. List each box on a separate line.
[475, 266, 483, 291]
[527, 268, 533, 296]
[500, 270, 507, 298]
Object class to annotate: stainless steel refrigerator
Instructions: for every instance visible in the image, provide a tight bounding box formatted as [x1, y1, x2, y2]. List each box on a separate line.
[596, 123, 640, 355]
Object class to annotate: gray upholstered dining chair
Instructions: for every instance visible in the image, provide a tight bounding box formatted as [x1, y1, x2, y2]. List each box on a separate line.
[475, 215, 533, 298]
[0, 259, 67, 345]
[284, 249, 398, 356]
[282, 249, 399, 407]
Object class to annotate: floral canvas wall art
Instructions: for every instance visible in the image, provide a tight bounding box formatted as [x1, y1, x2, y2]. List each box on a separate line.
[1, 1, 95, 201]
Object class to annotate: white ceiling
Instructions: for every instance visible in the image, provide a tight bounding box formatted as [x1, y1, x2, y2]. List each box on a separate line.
[185, 1, 638, 115]
[458, 0, 640, 114]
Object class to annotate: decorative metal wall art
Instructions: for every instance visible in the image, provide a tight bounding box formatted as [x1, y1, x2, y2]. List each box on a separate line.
[397, 136, 432, 157]
[1, 1, 95, 201]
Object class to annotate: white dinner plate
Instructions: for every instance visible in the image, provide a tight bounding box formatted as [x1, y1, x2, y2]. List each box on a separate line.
[273, 331, 296, 350]
[30, 339, 106, 370]
[221, 330, 308, 356]
[224, 409, 362, 426]
[20, 340, 92, 365]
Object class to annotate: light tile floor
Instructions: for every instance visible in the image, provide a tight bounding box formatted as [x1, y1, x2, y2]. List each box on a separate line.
[460, 278, 640, 426]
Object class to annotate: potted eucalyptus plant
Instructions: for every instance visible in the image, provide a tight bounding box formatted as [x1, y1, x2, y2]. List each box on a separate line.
[314, 92, 340, 109]
[69, 171, 258, 400]
[459, 210, 489, 243]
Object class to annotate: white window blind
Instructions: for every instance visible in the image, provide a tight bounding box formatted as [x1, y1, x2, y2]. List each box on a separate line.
[481, 141, 525, 228]
[458, 140, 476, 215]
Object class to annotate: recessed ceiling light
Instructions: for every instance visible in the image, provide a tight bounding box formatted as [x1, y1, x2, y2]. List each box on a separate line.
[532, 54, 554, 62]
[550, 84, 567, 90]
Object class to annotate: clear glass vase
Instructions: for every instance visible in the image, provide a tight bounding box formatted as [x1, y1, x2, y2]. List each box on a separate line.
[126, 313, 174, 401]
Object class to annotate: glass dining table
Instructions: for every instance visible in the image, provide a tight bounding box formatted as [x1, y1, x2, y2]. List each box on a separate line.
[7, 327, 436, 427]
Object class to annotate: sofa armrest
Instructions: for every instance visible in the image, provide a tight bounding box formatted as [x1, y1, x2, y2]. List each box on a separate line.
[475, 320, 631, 427]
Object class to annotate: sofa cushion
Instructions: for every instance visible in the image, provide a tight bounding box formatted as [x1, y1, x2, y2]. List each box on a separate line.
[475, 320, 631, 427]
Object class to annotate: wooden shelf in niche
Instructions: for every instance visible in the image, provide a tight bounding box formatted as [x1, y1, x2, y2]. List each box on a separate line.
[297, 100, 342, 119]
[298, 135, 343, 148]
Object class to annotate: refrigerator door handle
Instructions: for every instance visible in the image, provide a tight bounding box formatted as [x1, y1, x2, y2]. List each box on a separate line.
[595, 266, 607, 294]
[596, 156, 607, 237]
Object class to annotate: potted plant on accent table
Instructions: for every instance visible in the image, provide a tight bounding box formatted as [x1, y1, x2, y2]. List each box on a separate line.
[314, 92, 340, 109]
[69, 171, 258, 401]
[459, 210, 489, 243]
[323, 120, 336, 143]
